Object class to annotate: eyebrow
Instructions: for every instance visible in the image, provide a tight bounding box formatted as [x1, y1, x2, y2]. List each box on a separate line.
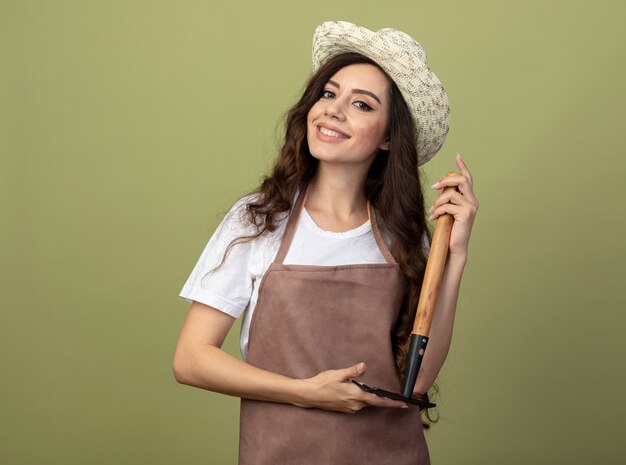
[327, 79, 382, 105]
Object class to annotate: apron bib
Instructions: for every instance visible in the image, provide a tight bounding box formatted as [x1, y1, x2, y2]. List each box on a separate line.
[239, 184, 429, 465]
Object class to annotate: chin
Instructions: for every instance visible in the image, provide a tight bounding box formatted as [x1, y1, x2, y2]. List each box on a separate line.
[308, 148, 337, 162]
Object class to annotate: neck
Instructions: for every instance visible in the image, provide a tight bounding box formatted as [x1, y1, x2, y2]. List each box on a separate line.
[305, 161, 369, 222]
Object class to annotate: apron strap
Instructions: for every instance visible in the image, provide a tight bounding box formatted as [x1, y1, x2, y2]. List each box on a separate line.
[274, 182, 397, 265]
[368, 202, 397, 265]
[274, 184, 309, 264]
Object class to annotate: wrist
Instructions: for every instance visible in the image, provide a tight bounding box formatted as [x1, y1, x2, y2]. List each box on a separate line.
[288, 378, 311, 408]
[447, 250, 468, 267]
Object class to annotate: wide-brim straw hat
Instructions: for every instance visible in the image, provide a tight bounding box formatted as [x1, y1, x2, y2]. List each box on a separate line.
[312, 21, 450, 166]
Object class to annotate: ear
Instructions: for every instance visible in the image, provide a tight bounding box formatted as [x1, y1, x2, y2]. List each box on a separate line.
[378, 136, 390, 151]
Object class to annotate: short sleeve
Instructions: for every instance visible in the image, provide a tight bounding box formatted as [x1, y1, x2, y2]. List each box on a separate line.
[422, 231, 430, 255]
[179, 195, 259, 318]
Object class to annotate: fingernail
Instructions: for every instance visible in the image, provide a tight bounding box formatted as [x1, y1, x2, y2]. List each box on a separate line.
[428, 205, 434, 212]
[456, 152, 462, 158]
[431, 182, 440, 189]
[357, 362, 365, 372]
[401, 404, 409, 409]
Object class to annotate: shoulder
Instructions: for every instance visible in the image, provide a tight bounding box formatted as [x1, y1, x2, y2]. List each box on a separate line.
[220, 193, 262, 235]
[219, 191, 295, 243]
[225, 192, 260, 218]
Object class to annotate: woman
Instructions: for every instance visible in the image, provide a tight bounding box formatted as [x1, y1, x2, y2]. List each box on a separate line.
[173, 21, 478, 464]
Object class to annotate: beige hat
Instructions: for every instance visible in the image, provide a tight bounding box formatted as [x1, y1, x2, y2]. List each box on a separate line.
[312, 21, 450, 166]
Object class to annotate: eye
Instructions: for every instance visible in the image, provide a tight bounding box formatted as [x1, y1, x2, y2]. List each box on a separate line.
[321, 89, 335, 99]
[354, 101, 373, 111]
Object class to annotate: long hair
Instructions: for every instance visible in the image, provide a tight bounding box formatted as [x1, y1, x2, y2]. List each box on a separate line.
[213, 52, 438, 426]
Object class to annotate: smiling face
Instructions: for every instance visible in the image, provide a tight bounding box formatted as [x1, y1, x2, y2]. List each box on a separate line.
[306, 63, 391, 167]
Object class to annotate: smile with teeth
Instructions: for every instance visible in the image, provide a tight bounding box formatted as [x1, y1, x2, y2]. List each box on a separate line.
[318, 125, 349, 139]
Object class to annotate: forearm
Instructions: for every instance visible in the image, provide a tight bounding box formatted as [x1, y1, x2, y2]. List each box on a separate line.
[414, 252, 466, 394]
[173, 344, 304, 405]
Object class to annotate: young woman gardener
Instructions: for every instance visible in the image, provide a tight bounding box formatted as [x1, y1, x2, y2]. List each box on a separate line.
[173, 21, 478, 464]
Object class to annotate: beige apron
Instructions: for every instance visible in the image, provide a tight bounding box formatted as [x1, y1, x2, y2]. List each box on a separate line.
[239, 185, 429, 465]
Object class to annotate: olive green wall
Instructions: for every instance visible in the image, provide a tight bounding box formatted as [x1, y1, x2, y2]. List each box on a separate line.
[2, 1, 624, 464]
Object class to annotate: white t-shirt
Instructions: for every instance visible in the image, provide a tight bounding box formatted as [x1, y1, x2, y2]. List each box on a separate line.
[180, 193, 426, 359]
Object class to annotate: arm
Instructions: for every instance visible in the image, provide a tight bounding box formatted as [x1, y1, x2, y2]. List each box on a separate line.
[172, 301, 408, 413]
[413, 153, 478, 394]
[413, 253, 466, 394]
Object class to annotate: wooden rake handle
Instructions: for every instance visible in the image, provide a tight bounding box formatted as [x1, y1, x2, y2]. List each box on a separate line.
[412, 172, 458, 336]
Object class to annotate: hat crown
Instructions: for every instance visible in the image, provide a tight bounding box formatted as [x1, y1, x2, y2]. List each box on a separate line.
[376, 27, 427, 64]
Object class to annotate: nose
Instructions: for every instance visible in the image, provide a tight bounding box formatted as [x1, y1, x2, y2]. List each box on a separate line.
[324, 97, 346, 121]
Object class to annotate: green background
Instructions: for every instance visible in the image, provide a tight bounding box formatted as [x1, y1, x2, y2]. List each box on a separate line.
[2, 0, 624, 463]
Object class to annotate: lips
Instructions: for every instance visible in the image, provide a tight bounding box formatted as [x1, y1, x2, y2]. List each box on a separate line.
[317, 123, 350, 139]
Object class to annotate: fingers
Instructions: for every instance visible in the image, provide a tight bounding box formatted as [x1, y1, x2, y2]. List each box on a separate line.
[429, 153, 479, 219]
[325, 363, 409, 412]
[338, 362, 366, 381]
[428, 202, 476, 223]
[428, 190, 476, 221]
[429, 189, 470, 211]
[343, 383, 407, 411]
[359, 392, 409, 409]
[338, 363, 407, 409]
[455, 153, 473, 185]
[432, 173, 474, 198]
[340, 387, 407, 413]
[431, 154, 475, 195]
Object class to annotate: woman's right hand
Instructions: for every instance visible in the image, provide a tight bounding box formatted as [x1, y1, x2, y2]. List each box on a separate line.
[292, 362, 409, 413]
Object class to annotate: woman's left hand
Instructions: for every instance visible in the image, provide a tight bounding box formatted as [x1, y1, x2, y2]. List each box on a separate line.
[428, 153, 479, 259]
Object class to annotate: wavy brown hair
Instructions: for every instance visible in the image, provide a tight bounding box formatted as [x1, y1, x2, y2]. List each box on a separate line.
[213, 52, 438, 426]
